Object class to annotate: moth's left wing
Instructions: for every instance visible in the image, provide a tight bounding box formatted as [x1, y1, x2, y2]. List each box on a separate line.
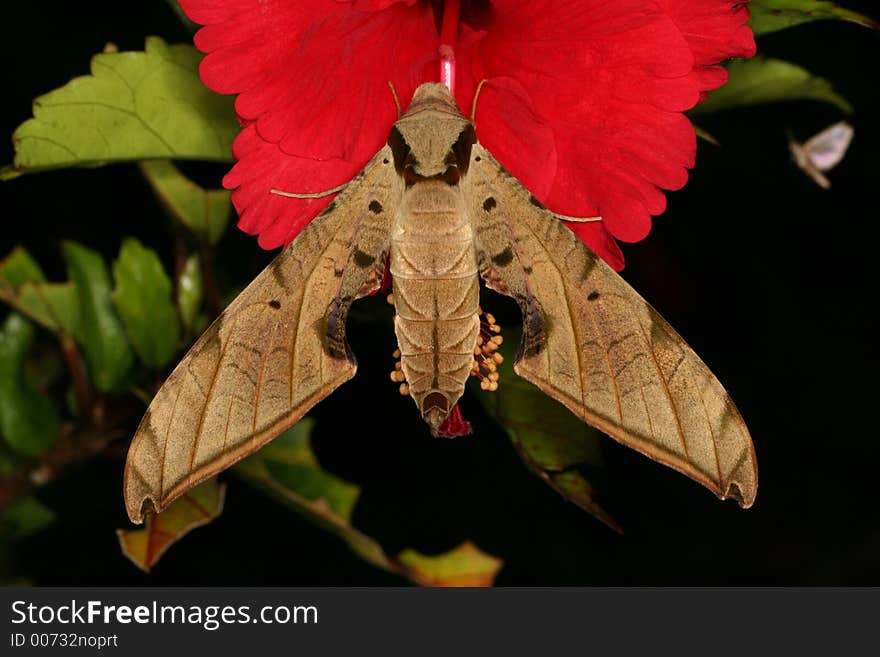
[124, 146, 398, 522]
[466, 143, 757, 507]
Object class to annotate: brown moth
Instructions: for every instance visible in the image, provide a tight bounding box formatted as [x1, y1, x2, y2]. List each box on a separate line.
[124, 83, 757, 523]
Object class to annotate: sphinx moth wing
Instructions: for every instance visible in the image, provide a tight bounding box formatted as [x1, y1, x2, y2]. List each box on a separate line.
[123, 146, 399, 523]
[466, 143, 758, 507]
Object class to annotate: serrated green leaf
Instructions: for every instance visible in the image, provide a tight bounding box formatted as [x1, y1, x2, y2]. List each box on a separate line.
[692, 56, 852, 116]
[398, 542, 503, 587]
[0, 314, 59, 456]
[139, 160, 231, 245]
[1, 36, 237, 181]
[473, 327, 619, 531]
[750, 0, 877, 35]
[111, 238, 180, 369]
[118, 479, 225, 572]
[177, 254, 203, 333]
[0, 497, 56, 540]
[63, 242, 133, 391]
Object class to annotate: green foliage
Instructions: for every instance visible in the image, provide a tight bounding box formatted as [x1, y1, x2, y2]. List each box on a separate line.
[0, 37, 238, 181]
[0, 247, 79, 337]
[139, 160, 231, 245]
[118, 479, 225, 572]
[112, 238, 180, 369]
[692, 56, 853, 116]
[62, 242, 134, 392]
[0, 314, 59, 456]
[233, 420, 504, 584]
[474, 328, 619, 531]
[0, 497, 56, 540]
[177, 254, 204, 334]
[750, 0, 877, 35]
[234, 419, 394, 572]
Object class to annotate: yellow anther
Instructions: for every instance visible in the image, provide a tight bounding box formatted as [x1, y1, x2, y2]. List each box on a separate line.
[485, 342, 497, 352]
[488, 381, 499, 392]
[486, 313, 496, 325]
[392, 348, 401, 359]
[390, 371, 405, 383]
[399, 383, 410, 396]
[474, 346, 482, 356]
[488, 372, 500, 382]
[394, 362, 402, 370]
[487, 362, 497, 372]
[477, 336, 484, 346]
[492, 335, 503, 345]
[490, 324, 501, 333]
[493, 352, 504, 364]
[480, 379, 491, 391]
[386, 293, 395, 306]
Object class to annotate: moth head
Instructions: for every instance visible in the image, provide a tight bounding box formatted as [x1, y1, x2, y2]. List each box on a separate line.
[388, 83, 476, 186]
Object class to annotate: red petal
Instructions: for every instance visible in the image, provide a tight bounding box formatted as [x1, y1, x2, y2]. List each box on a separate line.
[457, 0, 754, 269]
[182, 0, 438, 246]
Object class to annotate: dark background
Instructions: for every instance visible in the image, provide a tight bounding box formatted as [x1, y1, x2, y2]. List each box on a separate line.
[1, 2, 877, 585]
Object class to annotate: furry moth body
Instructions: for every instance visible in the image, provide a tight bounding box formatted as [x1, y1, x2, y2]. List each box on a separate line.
[124, 83, 758, 523]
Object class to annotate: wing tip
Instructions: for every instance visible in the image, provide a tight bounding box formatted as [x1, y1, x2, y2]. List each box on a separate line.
[125, 494, 159, 525]
[722, 479, 757, 509]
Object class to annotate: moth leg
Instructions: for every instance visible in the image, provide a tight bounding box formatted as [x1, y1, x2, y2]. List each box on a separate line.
[552, 213, 603, 223]
[271, 183, 349, 199]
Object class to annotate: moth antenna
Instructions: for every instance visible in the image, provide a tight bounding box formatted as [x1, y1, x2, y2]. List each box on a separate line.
[471, 79, 488, 121]
[553, 213, 603, 223]
[270, 183, 349, 199]
[388, 81, 402, 118]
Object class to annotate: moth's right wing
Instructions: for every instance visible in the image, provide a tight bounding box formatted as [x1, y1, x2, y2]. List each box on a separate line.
[124, 147, 399, 522]
[467, 143, 757, 507]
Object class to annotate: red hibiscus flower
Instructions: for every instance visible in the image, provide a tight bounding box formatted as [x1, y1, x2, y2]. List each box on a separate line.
[180, 0, 755, 270]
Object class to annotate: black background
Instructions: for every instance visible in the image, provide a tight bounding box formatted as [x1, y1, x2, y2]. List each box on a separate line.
[1, 2, 878, 585]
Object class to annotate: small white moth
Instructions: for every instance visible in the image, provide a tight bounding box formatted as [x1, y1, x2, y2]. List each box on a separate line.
[789, 121, 854, 190]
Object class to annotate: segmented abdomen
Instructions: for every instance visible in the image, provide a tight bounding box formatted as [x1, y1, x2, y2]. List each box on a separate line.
[390, 183, 479, 429]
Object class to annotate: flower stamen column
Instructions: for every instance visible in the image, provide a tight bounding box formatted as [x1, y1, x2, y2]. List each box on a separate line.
[439, 0, 460, 93]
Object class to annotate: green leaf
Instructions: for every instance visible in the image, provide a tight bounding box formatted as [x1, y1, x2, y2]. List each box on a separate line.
[177, 254, 203, 333]
[692, 56, 853, 116]
[139, 160, 231, 245]
[117, 479, 225, 572]
[62, 242, 134, 391]
[235, 419, 504, 584]
[474, 327, 620, 531]
[0, 247, 80, 337]
[111, 238, 180, 369]
[234, 420, 389, 569]
[397, 542, 503, 587]
[1, 36, 238, 181]
[0, 497, 56, 540]
[0, 314, 59, 456]
[257, 421, 360, 521]
[0, 247, 46, 288]
[749, 0, 878, 35]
